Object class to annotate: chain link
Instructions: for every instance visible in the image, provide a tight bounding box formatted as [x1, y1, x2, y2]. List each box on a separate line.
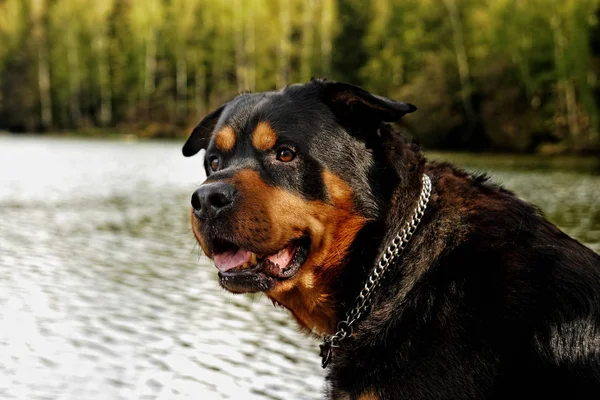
[321, 174, 432, 359]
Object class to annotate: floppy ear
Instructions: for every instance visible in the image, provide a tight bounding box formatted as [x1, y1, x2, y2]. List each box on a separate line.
[319, 80, 416, 127]
[182, 104, 227, 157]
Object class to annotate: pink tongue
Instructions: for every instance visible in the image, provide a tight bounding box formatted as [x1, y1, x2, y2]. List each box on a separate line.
[265, 244, 295, 269]
[214, 248, 252, 272]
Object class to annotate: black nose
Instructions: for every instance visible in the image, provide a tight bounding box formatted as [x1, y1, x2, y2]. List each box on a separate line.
[191, 182, 237, 219]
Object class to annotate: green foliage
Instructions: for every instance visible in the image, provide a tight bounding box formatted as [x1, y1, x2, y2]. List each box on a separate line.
[0, 0, 598, 153]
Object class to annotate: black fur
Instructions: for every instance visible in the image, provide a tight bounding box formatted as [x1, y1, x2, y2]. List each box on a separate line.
[183, 79, 600, 399]
[327, 122, 600, 399]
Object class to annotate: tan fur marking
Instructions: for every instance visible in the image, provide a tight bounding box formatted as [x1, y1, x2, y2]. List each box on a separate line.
[226, 169, 367, 335]
[300, 271, 315, 290]
[251, 121, 277, 151]
[214, 126, 236, 151]
[335, 391, 377, 400]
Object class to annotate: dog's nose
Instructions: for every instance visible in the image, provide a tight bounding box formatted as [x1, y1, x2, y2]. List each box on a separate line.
[191, 182, 237, 219]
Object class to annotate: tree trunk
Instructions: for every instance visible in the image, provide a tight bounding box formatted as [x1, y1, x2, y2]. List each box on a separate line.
[210, 0, 228, 105]
[176, 52, 187, 119]
[551, 13, 580, 148]
[37, 42, 53, 128]
[95, 35, 112, 126]
[320, 0, 334, 77]
[277, 0, 291, 88]
[67, 29, 81, 126]
[245, 4, 256, 91]
[564, 80, 581, 146]
[233, 0, 246, 91]
[31, 0, 53, 128]
[443, 0, 475, 124]
[300, 0, 315, 82]
[195, 51, 206, 115]
[145, 28, 156, 96]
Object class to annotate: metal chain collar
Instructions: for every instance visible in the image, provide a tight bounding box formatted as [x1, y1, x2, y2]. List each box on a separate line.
[319, 174, 432, 368]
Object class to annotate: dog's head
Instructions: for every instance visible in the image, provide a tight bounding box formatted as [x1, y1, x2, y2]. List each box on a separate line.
[183, 79, 416, 334]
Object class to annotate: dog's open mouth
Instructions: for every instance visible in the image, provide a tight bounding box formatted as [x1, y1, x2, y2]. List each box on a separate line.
[212, 237, 310, 293]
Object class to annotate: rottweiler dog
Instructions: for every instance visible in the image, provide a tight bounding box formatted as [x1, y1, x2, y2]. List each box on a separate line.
[183, 79, 600, 399]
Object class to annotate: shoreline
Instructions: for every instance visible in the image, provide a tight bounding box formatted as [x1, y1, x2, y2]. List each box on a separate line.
[2, 131, 599, 160]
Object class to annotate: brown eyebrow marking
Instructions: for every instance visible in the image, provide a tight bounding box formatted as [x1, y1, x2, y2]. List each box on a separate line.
[251, 121, 278, 151]
[214, 126, 236, 152]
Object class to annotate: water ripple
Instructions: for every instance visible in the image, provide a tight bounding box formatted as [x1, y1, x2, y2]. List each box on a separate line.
[1, 137, 597, 399]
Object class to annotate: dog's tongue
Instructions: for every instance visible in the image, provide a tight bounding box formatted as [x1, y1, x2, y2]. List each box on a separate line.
[264, 244, 295, 270]
[214, 248, 252, 272]
[214, 244, 295, 273]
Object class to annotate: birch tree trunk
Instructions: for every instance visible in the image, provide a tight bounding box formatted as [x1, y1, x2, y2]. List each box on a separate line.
[233, 0, 246, 91]
[443, 0, 475, 124]
[95, 35, 112, 126]
[550, 13, 580, 145]
[277, 0, 291, 88]
[210, 0, 228, 105]
[320, 0, 334, 77]
[145, 28, 157, 96]
[176, 51, 187, 118]
[67, 29, 81, 125]
[37, 42, 53, 128]
[300, 0, 315, 82]
[31, 0, 53, 128]
[245, 4, 256, 91]
[195, 51, 206, 115]
[564, 81, 580, 144]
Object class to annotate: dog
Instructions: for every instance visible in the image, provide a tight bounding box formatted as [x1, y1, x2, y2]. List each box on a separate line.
[182, 79, 600, 399]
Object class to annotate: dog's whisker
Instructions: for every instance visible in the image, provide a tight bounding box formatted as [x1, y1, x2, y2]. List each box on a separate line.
[188, 241, 200, 256]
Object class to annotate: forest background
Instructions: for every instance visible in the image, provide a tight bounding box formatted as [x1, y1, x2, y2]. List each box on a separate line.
[1, 0, 599, 154]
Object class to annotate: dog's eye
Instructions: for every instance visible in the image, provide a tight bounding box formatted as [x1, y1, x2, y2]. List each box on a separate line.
[276, 147, 296, 163]
[209, 156, 220, 171]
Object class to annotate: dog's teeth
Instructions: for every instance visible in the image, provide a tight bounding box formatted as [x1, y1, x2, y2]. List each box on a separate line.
[250, 253, 257, 265]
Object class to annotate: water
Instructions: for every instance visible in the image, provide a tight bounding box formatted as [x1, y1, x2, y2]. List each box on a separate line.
[0, 136, 598, 400]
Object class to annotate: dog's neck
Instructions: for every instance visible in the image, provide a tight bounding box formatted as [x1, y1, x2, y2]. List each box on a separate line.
[321, 171, 431, 367]
[333, 132, 427, 329]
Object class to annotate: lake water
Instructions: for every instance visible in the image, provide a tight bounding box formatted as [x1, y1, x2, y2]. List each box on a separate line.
[0, 136, 598, 400]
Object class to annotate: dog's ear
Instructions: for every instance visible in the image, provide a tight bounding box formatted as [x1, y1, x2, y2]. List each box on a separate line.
[182, 104, 227, 157]
[319, 80, 416, 128]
